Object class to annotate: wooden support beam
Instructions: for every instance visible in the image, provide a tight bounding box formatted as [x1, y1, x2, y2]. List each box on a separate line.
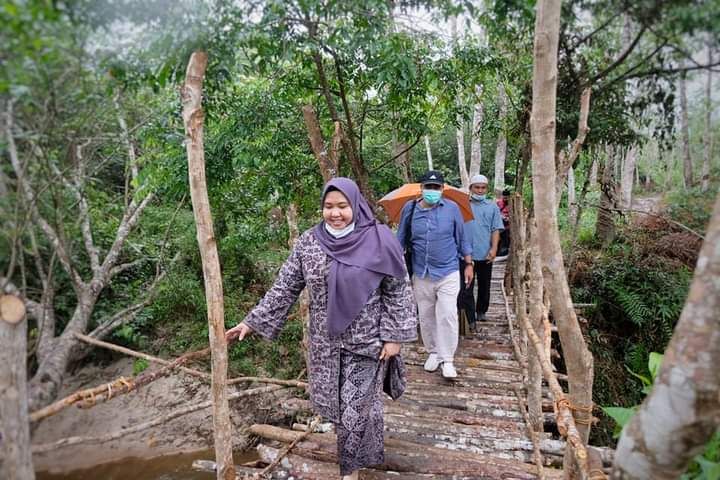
[182, 50, 235, 480]
[0, 295, 35, 480]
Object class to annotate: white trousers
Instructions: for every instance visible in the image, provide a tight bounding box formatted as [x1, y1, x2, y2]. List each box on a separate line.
[412, 271, 460, 363]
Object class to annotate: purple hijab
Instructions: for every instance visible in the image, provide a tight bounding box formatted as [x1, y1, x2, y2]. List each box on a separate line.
[313, 178, 407, 337]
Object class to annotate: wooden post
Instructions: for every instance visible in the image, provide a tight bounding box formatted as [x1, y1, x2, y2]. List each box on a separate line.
[181, 51, 236, 480]
[529, 1, 595, 478]
[0, 294, 35, 480]
[527, 221, 545, 433]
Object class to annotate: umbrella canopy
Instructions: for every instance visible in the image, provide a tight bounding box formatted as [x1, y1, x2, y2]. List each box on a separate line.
[378, 183, 473, 225]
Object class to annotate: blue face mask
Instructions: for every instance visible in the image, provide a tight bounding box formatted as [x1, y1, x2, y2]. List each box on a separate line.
[471, 193, 486, 201]
[422, 189, 442, 204]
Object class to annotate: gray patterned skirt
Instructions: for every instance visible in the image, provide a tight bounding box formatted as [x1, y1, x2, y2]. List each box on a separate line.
[337, 349, 386, 475]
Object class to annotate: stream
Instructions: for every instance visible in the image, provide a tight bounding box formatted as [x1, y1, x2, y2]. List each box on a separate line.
[37, 449, 259, 480]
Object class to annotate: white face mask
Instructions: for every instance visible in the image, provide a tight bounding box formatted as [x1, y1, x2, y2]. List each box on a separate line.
[325, 222, 356, 238]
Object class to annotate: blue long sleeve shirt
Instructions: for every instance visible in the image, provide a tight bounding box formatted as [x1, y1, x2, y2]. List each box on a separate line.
[396, 198, 472, 280]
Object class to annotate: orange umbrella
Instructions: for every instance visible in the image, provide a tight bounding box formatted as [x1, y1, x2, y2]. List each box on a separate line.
[378, 183, 473, 225]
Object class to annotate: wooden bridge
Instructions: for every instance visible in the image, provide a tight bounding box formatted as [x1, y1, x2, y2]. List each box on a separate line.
[232, 258, 598, 479]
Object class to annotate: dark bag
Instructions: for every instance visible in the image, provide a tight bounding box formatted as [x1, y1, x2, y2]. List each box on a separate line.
[403, 200, 416, 277]
[383, 355, 407, 400]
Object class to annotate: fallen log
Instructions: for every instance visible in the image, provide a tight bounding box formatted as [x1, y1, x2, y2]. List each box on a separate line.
[31, 336, 307, 423]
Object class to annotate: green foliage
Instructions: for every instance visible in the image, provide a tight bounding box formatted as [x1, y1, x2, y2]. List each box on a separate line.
[133, 358, 149, 375]
[683, 432, 720, 480]
[605, 352, 720, 478]
[601, 406, 637, 438]
[667, 187, 720, 236]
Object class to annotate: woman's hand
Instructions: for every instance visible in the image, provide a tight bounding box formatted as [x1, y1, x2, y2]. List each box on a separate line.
[379, 342, 401, 360]
[226, 323, 251, 343]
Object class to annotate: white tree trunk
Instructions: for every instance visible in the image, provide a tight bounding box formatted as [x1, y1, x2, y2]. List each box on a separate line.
[494, 85, 508, 197]
[530, 2, 595, 478]
[567, 166, 577, 227]
[469, 85, 484, 178]
[451, 15, 469, 190]
[589, 156, 598, 186]
[182, 51, 236, 480]
[0, 295, 35, 480]
[680, 73, 693, 189]
[424, 135, 434, 170]
[702, 46, 713, 192]
[612, 193, 720, 479]
[621, 146, 636, 209]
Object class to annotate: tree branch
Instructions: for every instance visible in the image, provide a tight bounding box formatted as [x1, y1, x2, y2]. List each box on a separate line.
[585, 24, 648, 87]
[99, 191, 155, 283]
[3, 100, 85, 291]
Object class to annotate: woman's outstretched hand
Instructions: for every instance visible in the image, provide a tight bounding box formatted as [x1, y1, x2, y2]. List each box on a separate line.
[379, 342, 401, 360]
[226, 323, 251, 343]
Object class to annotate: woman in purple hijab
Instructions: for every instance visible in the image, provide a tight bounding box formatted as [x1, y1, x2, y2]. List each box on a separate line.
[227, 178, 417, 480]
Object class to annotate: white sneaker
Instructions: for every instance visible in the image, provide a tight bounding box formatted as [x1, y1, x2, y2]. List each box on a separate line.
[442, 362, 457, 379]
[424, 353, 440, 372]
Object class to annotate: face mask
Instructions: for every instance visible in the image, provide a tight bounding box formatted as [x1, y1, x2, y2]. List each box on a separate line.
[325, 222, 355, 238]
[471, 193, 486, 201]
[422, 189, 442, 205]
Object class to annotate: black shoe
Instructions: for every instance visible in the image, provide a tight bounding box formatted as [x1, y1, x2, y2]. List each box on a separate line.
[469, 321, 478, 333]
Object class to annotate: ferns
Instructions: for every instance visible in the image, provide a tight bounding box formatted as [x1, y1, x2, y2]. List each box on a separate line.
[611, 285, 652, 326]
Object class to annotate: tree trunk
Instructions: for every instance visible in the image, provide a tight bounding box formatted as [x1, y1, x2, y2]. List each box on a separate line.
[665, 147, 674, 189]
[424, 135, 434, 170]
[589, 157, 598, 186]
[28, 297, 95, 411]
[469, 85, 484, 178]
[301, 104, 339, 183]
[457, 119, 469, 189]
[527, 223, 545, 434]
[494, 85, 508, 197]
[596, 146, 618, 247]
[612, 192, 720, 479]
[181, 51, 235, 480]
[529, 3, 595, 479]
[680, 72, 693, 189]
[0, 295, 35, 480]
[393, 137, 413, 183]
[451, 16, 469, 190]
[310, 49, 374, 204]
[702, 46, 713, 192]
[621, 146, 636, 209]
[567, 166, 577, 227]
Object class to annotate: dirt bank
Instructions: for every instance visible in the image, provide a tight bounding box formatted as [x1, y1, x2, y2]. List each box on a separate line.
[32, 358, 296, 474]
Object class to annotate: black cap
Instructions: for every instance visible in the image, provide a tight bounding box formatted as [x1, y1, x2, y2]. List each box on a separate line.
[419, 170, 444, 186]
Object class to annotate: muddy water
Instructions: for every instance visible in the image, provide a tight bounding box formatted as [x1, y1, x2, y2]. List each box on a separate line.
[37, 449, 259, 480]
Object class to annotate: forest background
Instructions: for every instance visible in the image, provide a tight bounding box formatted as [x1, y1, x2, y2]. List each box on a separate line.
[1, 0, 718, 456]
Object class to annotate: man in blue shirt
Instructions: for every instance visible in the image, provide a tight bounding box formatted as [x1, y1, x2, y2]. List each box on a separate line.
[460, 174, 504, 331]
[397, 170, 473, 379]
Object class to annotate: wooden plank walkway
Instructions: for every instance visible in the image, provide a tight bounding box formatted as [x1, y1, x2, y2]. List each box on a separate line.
[389, 258, 564, 478]
[243, 258, 567, 479]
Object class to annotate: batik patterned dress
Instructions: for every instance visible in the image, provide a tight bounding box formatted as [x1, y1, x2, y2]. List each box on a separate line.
[243, 228, 417, 475]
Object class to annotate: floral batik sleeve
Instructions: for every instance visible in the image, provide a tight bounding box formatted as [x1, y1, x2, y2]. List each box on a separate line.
[243, 242, 306, 340]
[379, 275, 418, 343]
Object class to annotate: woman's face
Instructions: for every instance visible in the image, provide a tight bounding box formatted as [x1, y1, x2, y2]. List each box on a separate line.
[323, 190, 353, 229]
